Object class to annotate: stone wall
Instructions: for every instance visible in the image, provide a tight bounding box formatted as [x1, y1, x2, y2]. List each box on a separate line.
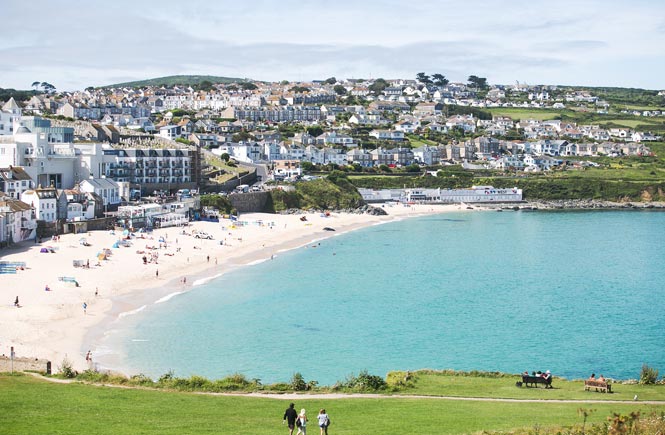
[229, 191, 272, 213]
[0, 355, 51, 374]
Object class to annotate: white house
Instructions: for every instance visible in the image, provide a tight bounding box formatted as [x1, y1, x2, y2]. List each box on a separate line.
[21, 185, 59, 222]
[369, 130, 405, 141]
[0, 166, 34, 199]
[0, 193, 36, 243]
[80, 178, 120, 208]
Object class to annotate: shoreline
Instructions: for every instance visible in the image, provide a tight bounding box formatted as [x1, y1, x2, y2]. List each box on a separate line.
[1, 203, 465, 375]
[5, 201, 662, 378]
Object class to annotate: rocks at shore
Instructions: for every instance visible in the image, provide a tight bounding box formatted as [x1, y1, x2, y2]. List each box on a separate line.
[279, 204, 389, 216]
[494, 199, 665, 211]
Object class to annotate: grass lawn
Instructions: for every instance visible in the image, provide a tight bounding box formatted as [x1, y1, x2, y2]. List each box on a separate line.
[401, 371, 665, 401]
[407, 136, 438, 147]
[597, 118, 665, 129]
[486, 108, 565, 121]
[2, 373, 664, 435]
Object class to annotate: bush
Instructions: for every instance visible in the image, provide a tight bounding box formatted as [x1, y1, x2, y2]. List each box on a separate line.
[58, 358, 77, 379]
[290, 372, 308, 391]
[640, 364, 659, 384]
[339, 370, 387, 391]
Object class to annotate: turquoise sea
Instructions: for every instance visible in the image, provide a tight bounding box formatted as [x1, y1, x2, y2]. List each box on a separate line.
[98, 210, 665, 385]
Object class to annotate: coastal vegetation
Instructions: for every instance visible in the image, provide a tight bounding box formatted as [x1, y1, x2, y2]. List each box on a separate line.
[102, 74, 248, 88]
[2, 371, 664, 434]
[268, 173, 364, 211]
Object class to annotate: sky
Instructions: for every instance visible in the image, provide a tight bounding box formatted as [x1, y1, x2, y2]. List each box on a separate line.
[1, 0, 664, 91]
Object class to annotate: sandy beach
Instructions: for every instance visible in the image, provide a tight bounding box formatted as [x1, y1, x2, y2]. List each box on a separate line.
[1, 203, 466, 373]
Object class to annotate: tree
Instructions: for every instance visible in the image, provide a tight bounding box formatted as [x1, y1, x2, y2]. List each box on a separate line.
[289, 86, 310, 93]
[324, 77, 337, 85]
[333, 84, 347, 95]
[220, 153, 230, 162]
[196, 80, 214, 91]
[368, 78, 389, 96]
[432, 73, 449, 87]
[307, 126, 323, 137]
[232, 131, 253, 142]
[31, 81, 41, 91]
[467, 75, 488, 90]
[239, 82, 257, 91]
[416, 72, 432, 85]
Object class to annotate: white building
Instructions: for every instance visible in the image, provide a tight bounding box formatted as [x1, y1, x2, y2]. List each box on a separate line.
[0, 166, 34, 199]
[80, 178, 120, 208]
[21, 185, 59, 222]
[0, 98, 22, 136]
[0, 194, 36, 243]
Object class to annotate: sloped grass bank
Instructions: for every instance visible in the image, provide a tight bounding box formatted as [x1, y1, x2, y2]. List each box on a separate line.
[2, 373, 665, 435]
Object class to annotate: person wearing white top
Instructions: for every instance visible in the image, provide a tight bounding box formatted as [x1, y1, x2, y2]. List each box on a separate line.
[317, 409, 330, 435]
[296, 409, 307, 435]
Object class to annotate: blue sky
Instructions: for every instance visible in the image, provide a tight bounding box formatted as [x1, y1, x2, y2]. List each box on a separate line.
[1, 0, 664, 90]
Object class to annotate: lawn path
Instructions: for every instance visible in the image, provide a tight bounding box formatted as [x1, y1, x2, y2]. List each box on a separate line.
[26, 373, 665, 405]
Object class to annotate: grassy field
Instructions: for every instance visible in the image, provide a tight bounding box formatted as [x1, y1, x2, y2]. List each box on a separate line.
[596, 118, 665, 129]
[399, 370, 665, 401]
[1, 373, 664, 435]
[486, 107, 566, 121]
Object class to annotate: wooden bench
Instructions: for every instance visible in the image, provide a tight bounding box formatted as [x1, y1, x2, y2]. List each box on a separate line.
[521, 375, 553, 388]
[584, 379, 611, 393]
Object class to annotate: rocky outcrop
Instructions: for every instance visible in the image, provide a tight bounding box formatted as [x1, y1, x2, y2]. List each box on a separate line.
[496, 200, 665, 211]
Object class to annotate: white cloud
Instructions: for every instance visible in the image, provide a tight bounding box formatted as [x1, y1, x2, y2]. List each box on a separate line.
[1, 0, 664, 90]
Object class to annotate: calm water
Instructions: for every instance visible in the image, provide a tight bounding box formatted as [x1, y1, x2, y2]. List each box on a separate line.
[98, 210, 665, 385]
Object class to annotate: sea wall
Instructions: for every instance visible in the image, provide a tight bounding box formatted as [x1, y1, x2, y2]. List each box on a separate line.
[229, 191, 272, 213]
[0, 355, 51, 374]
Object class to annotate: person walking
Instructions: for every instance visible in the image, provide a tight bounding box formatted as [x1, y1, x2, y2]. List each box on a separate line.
[283, 402, 298, 435]
[83, 302, 87, 314]
[296, 409, 307, 435]
[14, 296, 19, 307]
[317, 409, 330, 435]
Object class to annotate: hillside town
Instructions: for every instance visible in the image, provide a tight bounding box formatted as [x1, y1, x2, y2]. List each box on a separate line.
[1, 77, 662, 245]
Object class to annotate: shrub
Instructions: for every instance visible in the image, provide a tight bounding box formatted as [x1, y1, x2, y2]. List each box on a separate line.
[58, 358, 77, 379]
[129, 373, 155, 387]
[339, 370, 387, 391]
[290, 372, 308, 391]
[640, 364, 659, 384]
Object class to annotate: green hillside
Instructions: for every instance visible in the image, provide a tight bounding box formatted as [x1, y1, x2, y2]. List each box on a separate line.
[103, 75, 249, 88]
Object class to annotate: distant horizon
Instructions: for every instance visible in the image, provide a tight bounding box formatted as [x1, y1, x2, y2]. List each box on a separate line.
[2, 0, 664, 91]
[3, 74, 664, 93]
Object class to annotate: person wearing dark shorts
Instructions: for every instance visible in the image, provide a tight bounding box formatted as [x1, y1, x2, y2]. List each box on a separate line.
[283, 402, 297, 435]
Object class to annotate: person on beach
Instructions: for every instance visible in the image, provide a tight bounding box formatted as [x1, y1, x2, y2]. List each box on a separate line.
[45, 285, 51, 291]
[283, 403, 298, 435]
[156, 269, 159, 278]
[83, 302, 87, 314]
[296, 409, 307, 435]
[317, 409, 330, 435]
[14, 296, 19, 307]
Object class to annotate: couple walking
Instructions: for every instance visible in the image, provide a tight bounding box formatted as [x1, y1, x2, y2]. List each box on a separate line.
[283, 403, 330, 435]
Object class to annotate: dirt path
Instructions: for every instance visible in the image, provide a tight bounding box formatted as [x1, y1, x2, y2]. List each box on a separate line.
[25, 373, 665, 405]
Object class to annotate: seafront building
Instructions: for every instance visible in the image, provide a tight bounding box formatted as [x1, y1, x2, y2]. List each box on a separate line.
[358, 186, 523, 203]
